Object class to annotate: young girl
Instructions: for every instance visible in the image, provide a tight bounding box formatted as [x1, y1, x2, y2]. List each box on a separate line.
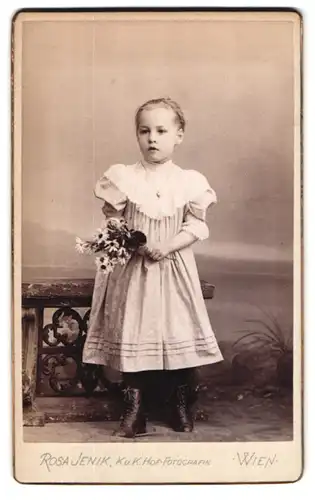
[82, 97, 223, 437]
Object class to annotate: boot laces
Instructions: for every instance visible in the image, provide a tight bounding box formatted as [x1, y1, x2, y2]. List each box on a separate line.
[122, 388, 141, 421]
[176, 385, 191, 422]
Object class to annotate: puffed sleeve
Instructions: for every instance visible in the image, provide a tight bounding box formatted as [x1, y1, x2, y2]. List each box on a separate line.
[181, 171, 217, 240]
[94, 164, 128, 217]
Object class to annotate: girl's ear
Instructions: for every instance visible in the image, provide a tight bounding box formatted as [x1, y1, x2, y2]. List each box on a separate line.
[176, 128, 184, 145]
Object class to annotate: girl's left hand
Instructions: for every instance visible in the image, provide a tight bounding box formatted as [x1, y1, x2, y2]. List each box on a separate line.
[147, 243, 171, 261]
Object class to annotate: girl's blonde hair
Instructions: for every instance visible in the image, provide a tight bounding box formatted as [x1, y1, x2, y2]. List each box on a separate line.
[135, 97, 186, 132]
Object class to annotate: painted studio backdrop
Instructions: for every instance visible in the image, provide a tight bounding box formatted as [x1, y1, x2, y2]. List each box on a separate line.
[21, 16, 295, 433]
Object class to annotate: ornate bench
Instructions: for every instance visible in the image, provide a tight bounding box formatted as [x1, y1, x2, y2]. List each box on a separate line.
[22, 279, 215, 426]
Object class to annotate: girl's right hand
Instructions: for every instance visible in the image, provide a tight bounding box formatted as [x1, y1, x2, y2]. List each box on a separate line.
[137, 244, 150, 257]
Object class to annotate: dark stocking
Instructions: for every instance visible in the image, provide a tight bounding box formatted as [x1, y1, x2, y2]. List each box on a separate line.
[166, 368, 199, 432]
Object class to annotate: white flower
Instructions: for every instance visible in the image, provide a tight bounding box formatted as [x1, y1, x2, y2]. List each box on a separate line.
[93, 228, 109, 242]
[75, 237, 85, 253]
[118, 247, 129, 259]
[105, 241, 120, 256]
[77, 217, 136, 275]
[108, 248, 119, 258]
[107, 217, 124, 230]
[95, 255, 109, 267]
[100, 261, 114, 274]
[75, 237, 92, 254]
[107, 240, 119, 248]
[95, 254, 115, 274]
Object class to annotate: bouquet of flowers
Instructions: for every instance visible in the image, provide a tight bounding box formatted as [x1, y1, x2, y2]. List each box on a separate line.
[75, 217, 147, 274]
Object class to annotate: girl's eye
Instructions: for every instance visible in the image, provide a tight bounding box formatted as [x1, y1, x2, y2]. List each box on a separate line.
[138, 129, 148, 135]
[158, 129, 167, 134]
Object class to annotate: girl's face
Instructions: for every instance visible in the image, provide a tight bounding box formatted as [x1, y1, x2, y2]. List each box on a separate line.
[136, 107, 184, 164]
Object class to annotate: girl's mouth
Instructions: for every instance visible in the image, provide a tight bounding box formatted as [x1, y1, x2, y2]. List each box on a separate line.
[148, 147, 159, 151]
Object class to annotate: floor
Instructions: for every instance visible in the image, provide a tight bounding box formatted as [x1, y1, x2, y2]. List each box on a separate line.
[24, 389, 293, 443]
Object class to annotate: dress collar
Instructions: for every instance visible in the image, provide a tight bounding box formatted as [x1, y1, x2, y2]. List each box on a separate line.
[139, 158, 174, 174]
[102, 162, 214, 219]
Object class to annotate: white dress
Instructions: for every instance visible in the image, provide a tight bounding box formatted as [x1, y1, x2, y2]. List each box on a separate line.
[82, 160, 223, 372]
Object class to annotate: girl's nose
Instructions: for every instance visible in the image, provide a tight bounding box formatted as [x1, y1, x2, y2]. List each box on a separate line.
[149, 133, 157, 143]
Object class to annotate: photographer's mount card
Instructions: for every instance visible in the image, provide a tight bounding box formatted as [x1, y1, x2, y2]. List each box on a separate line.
[12, 10, 302, 484]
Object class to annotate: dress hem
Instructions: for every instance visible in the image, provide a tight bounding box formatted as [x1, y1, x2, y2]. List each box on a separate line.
[82, 349, 224, 372]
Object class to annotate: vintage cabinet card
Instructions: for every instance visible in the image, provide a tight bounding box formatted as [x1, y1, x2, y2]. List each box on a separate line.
[12, 9, 302, 484]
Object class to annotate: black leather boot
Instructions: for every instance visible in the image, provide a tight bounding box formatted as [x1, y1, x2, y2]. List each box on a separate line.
[169, 383, 197, 432]
[118, 387, 147, 438]
[166, 368, 199, 433]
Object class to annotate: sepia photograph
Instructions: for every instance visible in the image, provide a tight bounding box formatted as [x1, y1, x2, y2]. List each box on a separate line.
[13, 9, 302, 483]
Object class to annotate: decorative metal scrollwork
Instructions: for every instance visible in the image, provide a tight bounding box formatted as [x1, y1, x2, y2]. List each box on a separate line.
[42, 307, 83, 347]
[82, 309, 90, 333]
[38, 306, 124, 397]
[42, 354, 79, 394]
